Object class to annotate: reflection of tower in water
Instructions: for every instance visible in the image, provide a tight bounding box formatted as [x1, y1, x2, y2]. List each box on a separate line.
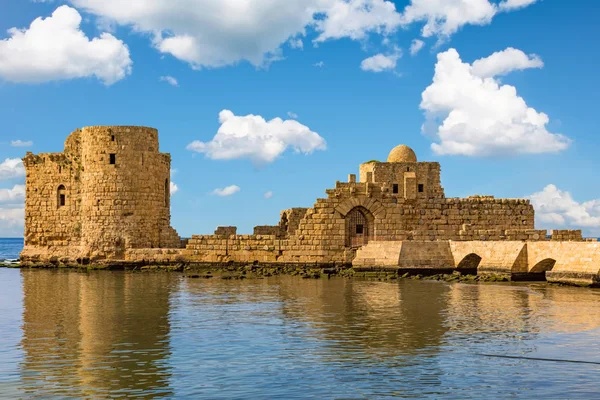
[19, 270, 176, 398]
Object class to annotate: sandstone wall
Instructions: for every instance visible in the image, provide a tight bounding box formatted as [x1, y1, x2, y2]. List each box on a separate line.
[280, 208, 308, 235]
[79, 126, 179, 259]
[450, 241, 527, 275]
[310, 182, 535, 244]
[397, 241, 454, 269]
[22, 133, 590, 271]
[253, 225, 283, 236]
[181, 233, 351, 265]
[214, 226, 237, 236]
[21, 126, 180, 265]
[21, 130, 83, 260]
[175, 187, 538, 267]
[353, 240, 600, 286]
[549, 230, 583, 241]
[359, 161, 444, 199]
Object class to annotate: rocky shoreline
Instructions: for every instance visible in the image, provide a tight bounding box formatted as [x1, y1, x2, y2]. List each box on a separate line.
[0, 259, 20, 268]
[3, 261, 593, 287]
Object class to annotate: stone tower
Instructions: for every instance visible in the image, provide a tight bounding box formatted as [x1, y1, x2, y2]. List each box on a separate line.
[21, 126, 181, 264]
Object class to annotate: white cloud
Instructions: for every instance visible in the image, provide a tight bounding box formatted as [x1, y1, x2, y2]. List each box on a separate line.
[170, 181, 179, 195]
[0, 6, 132, 85]
[289, 38, 304, 49]
[360, 50, 401, 72]
[64, 0, 410, 69]
[421, 48, 570, 157]
[35, 0, 535, 72]
[410, 39, 425, 56]
[400, 0, 539, 40]
[499, 0, 539, 11]
[187, 110, 326, 164]
[211, 185, 240, 197]
[0, 207, 24, 238]
[0, 159, 25, 181]
[313, 61, 325, 67]
[400, 0, 496, 38]
[10, 140, 33, 147]
[313, 0, 403, 43]
[160, 75, 179, 87]
[264, 191, 273, 199]
[287, 111, 299, 119]
[471, 47, 543, 78]
[69, 0, 324, 69]
[0, 185, 25, 203]
[528, 185, 600, 233]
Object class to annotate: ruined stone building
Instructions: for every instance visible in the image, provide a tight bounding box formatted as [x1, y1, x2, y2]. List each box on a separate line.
[21, 126, 180, 263]
[22, 126, 600, 286]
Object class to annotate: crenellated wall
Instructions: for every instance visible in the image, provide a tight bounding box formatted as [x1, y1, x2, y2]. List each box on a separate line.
[21, 136, 594, 288]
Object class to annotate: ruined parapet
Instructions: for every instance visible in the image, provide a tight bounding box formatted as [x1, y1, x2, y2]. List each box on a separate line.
[253, 225, 283, 236]
[550, 230, 583, 241]
[21, 130, 84, 258]
[279, 208, 308, 236]
[214, 226, 237, 236]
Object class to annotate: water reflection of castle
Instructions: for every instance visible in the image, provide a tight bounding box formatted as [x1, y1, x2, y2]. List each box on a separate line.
[19, 270, 177, 398]
[275, 278, 600, 351]
[18, 272, 600, 397]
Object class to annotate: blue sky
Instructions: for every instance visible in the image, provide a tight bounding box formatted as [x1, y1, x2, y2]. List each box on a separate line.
[0, 0, 599, 238]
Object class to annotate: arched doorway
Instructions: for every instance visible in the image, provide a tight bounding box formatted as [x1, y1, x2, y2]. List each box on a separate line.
[346, 206, 374, 247]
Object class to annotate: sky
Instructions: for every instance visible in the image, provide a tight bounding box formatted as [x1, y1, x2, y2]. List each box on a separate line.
[0, 0, 599, 238]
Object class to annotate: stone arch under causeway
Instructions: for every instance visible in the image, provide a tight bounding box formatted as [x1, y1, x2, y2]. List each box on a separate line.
[456, 253, 482, 274]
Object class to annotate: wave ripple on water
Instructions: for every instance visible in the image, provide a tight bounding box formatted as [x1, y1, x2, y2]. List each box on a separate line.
[0, 238, 23, 263]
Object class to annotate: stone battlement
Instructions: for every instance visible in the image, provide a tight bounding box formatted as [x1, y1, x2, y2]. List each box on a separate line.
[19, 135, 597, 285]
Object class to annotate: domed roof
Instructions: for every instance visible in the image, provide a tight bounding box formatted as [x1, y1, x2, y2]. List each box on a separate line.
[387, 145, 417, 163]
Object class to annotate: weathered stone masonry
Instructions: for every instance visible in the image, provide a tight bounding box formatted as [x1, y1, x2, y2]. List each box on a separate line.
[158, 144, 546, 266]
[21, 126, 180, 264]
[21, 128, 598, 285]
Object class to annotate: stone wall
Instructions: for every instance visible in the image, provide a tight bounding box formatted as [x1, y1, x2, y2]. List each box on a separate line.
[253, 225, 283, 236]
[359, 161, 444, 199]
[181, 233, 352, 265]
[21, 137, 591, 272]
[22, 132, 83, 260]
[279, 208, 308, 235]
[214, 226, 237, 236]
[172, 189, 538, 267]
[354, 240, 600, 286]
[79, 126, 179, 258]
[550, 230, 583, 241]
[21, 126, 181, 265]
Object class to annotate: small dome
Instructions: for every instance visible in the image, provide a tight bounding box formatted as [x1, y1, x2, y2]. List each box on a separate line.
[387, 145, 417, 163]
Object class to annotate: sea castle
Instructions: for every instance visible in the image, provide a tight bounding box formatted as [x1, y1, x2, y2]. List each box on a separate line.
[20, 126, 600, 286]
